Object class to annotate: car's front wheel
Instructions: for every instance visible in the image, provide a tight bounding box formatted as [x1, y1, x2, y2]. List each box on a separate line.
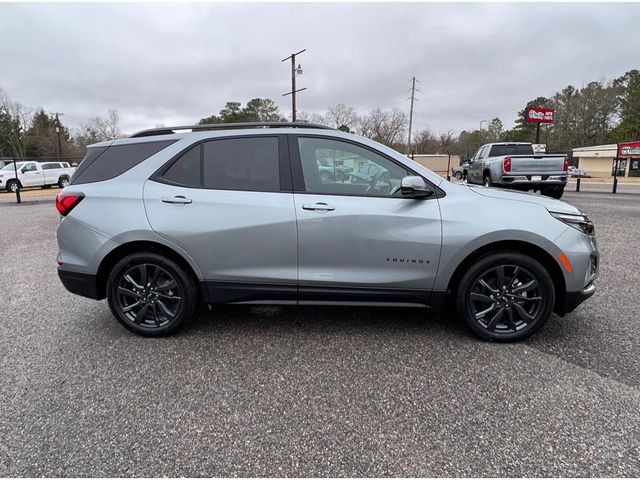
[106, 252, 197, 336]
[455, 252, 555, 341]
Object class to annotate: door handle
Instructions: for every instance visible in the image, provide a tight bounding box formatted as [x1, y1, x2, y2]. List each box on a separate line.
[302, 202, 335, 211]
[162, 195, 192, 205]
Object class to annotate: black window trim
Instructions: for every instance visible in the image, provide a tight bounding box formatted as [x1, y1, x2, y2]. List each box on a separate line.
[289, 134, 445, 200]
[150, 134, 292, 193]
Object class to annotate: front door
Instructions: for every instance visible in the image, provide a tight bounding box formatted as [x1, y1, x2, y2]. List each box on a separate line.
[143, 135, 298, 303]
[20, 163, 43, 187]
[290, 136, 442, 305]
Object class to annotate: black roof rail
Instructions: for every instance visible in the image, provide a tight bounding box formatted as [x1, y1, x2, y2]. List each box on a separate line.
[130, 122, 334, 138]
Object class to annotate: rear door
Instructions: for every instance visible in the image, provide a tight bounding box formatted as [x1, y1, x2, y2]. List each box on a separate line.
[143, 135, 298, 303]
[290, 135, 442, 304]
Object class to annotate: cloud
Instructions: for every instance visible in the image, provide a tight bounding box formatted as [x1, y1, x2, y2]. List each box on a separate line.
[1, 2, 638, 136]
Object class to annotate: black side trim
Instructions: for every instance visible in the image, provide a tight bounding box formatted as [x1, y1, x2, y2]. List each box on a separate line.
[299, 285, 430, 306]
[58, 269, 101, 300]
[205, 281, 298, 304]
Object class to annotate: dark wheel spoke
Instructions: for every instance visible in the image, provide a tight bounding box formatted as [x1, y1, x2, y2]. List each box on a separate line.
[118, 286, 139, 298]
[471, 292, 493, 303]
[122, 300, 141, 313]
[150, 266, 161, 285]
[512, 294, 542, 302]
[155, 292, 182, 301]
[507, 267, 520, 289]
[475, 303, 497, 319]
[513, 302, 535, 323]
[151, 303, 160, 325]
[486, 307, 505, 331]
[156, 299, 176, 319]
[505, 307, 517, 331]
[124, 274, 143, 290]
[479, 279, 499, 294]
[513, 279, 538, 294]
[134, 304, 150, 324]
[157, 279, 177, 292]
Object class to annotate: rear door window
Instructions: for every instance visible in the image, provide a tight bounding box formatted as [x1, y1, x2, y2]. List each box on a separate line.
[202, 137, 279, 192]
[162, 145, 201, 187]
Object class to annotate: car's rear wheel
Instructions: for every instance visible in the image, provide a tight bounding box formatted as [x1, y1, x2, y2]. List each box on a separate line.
[455, 252, 555, 341]
[455, 171, 463, 180]
[106, 252, 197, 336]
[58, 176, 70, 188]
[483, 174, 492, 187]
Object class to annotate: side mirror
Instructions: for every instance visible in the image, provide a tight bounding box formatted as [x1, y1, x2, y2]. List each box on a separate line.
[21, 168, 27, 174]
[400, 176, 433, 198]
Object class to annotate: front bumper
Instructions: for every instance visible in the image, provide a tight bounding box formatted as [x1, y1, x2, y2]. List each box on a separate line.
[559, 282, 596, 315]
[58, 268, 101, 300]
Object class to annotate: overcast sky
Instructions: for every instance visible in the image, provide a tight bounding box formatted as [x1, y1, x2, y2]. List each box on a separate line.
[1, 2, 639, 136]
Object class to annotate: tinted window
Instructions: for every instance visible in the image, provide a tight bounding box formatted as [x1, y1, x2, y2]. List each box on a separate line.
[203, 137, 279, 191]
[71, 140, 176, 185]
[298, 137, 409, 197]
[162, 145, 201, 187]
[489, 144, 535, 157]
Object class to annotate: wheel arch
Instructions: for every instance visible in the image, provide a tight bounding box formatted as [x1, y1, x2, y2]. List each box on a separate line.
[95, 240, 204, 302]
[446, 240, 566, 314]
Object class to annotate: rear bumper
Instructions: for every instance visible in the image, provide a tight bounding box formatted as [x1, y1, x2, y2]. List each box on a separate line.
[499, 175, 567, 186]
[58, 268, 101, 300]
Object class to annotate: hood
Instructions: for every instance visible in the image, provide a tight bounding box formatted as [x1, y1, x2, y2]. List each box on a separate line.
[466, 185, 580, 214]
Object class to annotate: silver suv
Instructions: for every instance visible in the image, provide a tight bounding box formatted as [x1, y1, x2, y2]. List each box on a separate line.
[56, 123, 598, 341]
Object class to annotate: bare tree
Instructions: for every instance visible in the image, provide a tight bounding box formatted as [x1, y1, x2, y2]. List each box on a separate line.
[296, 111, 328, 125]
[412, 128, 439, 154]
[0, 88, 32, 159]
[356, 108, 407, 147]
[81, 109, 123, 143]
[439, 130, 455, 151]
[325, 104, 356, 131]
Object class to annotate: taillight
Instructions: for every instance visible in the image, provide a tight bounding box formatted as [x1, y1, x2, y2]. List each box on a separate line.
[56, 192, 84, 216]
[503, 156, 512, 173]
[564, 156, 569, 172]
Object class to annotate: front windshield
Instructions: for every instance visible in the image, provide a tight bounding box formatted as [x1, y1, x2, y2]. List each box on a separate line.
[1, 162, 25, 171]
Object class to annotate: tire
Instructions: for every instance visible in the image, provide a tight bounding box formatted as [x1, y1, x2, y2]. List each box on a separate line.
[541, 186, 564, 199]
[58, 176, 70, 188]
[6, 180, 19, 193]
[455, 252, 555, 342]
[106, 252, 198, 336]
[455, 171, 463, 180]
[483, 174, 492, 187]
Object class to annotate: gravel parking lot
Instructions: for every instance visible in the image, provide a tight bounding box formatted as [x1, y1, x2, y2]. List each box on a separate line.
[0, 191, 639, 477]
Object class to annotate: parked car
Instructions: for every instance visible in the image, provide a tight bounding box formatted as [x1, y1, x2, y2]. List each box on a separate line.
[56, 122, 598, 341]
[317, 158, 351, 182]
[0, 161, 75, 192]
[466, 143, 568, 199]
[452, 162, 470, 180]
[568, 165, 590, 178]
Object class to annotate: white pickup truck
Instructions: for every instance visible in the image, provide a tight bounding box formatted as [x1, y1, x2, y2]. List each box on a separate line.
[0, 161, 76, 192]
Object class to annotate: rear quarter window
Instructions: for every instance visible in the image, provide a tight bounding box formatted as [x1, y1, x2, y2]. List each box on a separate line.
[71, 140, 176, 185]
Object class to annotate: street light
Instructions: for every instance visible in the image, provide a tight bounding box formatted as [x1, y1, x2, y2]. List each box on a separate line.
[282, 49, 307, 122]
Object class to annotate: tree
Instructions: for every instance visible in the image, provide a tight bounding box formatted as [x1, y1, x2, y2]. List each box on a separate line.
[504, 96, 550, 143]
[24, 109, 71, 158]
[610, 69, 640, 141]
[0, 88, 31, 159]
[198, 99, 285, 125]
[356, 108, 407, 148]
[78, 110, 122, 145]
[412, 128, 439, 154]
[325, 104, 356, 131]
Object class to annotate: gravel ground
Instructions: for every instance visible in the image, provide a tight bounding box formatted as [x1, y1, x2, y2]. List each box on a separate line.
[0, 192, 639, 477]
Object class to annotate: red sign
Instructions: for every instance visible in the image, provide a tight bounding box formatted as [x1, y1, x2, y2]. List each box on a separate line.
[526, 107, 555, 123]
[618, 141, 640, 158]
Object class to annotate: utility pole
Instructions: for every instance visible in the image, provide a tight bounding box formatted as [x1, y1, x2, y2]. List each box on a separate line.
[282, 49, 306, 122]
[406, 76, 417, 155]
[52, 112, 64, 158]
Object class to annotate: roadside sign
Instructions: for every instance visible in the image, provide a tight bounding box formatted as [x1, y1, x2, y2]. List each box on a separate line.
[526, 107, 555, 123]
[617, 141, 640, 158]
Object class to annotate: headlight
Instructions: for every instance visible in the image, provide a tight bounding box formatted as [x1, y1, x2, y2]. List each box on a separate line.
[549, 211, 595, 236]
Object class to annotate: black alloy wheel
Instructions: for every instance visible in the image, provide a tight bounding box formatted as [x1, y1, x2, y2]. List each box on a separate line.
[456, 252, 555, 341]
[107, 252, 197, 336]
